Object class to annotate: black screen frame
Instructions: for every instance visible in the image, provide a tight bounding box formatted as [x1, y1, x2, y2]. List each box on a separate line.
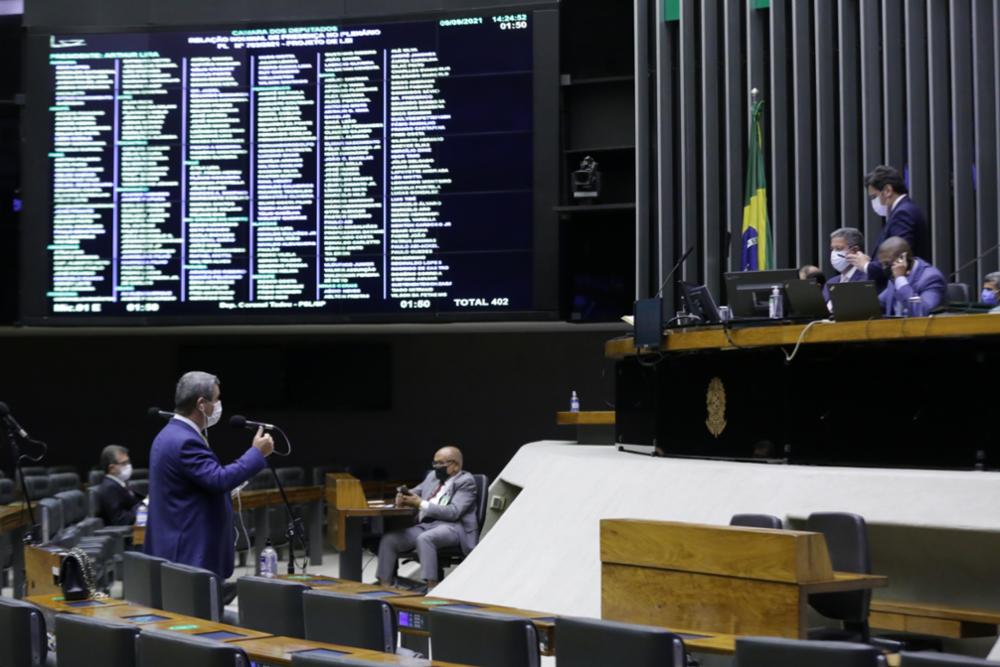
[19, 4, 559, 326]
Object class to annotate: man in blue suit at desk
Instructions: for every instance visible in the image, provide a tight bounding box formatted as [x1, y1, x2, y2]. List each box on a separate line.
[145, 371, 274, 582]
[876, 237, 946, 317]
[823, 227, 869, 305]
[848, 165, 930, 289]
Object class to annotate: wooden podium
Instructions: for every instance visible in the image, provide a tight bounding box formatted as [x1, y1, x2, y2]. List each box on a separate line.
[600, 519, 887, 638]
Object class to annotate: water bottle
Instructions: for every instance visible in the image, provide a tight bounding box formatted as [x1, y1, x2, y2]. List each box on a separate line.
[768, 286, 784, 320]
[908, 295, 922, 318]
[569, 390, 580, 413]
[135, 503, 148, 527]
[259, 539, 278, 578]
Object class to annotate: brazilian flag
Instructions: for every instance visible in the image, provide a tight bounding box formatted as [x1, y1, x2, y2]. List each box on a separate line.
[741, 100, 774, 271]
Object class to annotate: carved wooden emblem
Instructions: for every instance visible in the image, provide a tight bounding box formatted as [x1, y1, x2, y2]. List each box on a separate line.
[705, 377, 727, 438]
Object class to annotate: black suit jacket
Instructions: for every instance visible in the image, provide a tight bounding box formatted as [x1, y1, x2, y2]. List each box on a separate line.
[96, 475, 142, 526]
[867, 196, 930, 288]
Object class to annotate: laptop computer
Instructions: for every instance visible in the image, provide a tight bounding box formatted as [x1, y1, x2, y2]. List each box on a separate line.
[783, 279, 830, 320]
[828, 281, 883, 321]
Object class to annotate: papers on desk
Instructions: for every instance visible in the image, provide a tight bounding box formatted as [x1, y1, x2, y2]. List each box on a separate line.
[621, 315, 634, 326]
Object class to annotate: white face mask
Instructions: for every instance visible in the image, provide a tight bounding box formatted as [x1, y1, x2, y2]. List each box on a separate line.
[203, 399, 222, 429]
[117, 463, 133, 482]
[870, 195, 889, 218]
[830, 250, 852, 274]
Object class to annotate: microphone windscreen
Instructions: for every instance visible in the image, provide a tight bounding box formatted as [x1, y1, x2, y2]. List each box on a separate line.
[229, 415, 247, 429]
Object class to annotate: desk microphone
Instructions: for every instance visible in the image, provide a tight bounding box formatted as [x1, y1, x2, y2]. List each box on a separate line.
[655, 246, 695, 296]
[950, 241, 1000, 280]
[0, 401, 29, 439]
[147, 407, 173, 420]
[229, 415, 276, 431]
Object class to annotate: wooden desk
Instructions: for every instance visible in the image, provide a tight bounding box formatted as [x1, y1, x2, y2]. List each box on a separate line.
[278, 574, 418, 599]
[232, 637, 463, 666]
[1, 502, 30, 596]
[132, 525, 145, 545]
[236, 486, 325, 569]
[870, 600, 1000, 639]
[24, 545, 64, 597]
[605, 312, 1000, 358]
[601, 519, 887, 639]
[556, 411, 616, 444]
[26, 593, 127, 614]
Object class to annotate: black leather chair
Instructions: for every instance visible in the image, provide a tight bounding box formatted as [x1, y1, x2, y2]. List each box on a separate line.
[88, 470, 105, 487]
[19, 466, 47, 478]
[946, 283, 971, 304]
[160, 562, 224, 622]
[23, 476, 52, 500]
[46, 466, 77, 476]
[429, 607, 539, 667]
[123, 552, 168, 609]
[274, 467, 306, 488]
[130, 479, 150, 497]
[236, 575, 308, 638]
[131, 468, 150, 480]
[730, 513, 784, 529]
[48, 472, 81, 493]
[135, 628, 250, 667]
[0, 597, 53, 667]
[899, 653, 997, 666]
[302, 590, 395, 653]
[0, 477, 14, 504]
[556, 616, 687, 666]
[311, 466, 340, 487]
[734, 637, 886, 667]
[55, 613, 139, 667]
[806, 512, 873, 642]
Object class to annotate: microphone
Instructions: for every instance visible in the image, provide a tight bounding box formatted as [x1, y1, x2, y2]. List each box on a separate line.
[656, 246, 695, 296]
[229, 415, 276, 431]
[0, 401, 29, 439]
[950, 241, 1000, 280]
[148, 407, 173, 420]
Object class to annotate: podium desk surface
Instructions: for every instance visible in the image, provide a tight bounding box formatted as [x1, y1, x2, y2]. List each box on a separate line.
[605, 312, 1000, 358]
[0, 503, 29, 533]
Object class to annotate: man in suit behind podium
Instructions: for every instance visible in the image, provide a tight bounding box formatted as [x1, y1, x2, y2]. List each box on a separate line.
[377, 446, 478, 591]
[145, 371, 274, 581]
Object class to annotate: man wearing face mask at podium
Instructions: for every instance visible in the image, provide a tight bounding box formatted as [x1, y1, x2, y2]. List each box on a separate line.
[145, 371, 274, 582]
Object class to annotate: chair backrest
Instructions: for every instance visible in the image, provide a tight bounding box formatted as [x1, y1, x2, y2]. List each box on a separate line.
[0, 597, 49, 666]
[49, 472, 81, 493]
[0, 478, 14, 504]
[246, 469, 275, 490]
[730, 514, 784, 530]
[55, 489, 90, 526]
[471, 473, 489, 527]
[302, 590, 395, 653]
[123, 551, 169, 609]
[86, 486, 101, 517]
[135, 628, 250, 667]
[806, 512, 872, 624]
[130, 479, 150, 497]
[160, 562, 223, 621]
[89, 470, 106, 486]
[55, 613, 140, 667]
[311, 465, 340, 487]
[46, 465, 77, 476]
[429, 607, 540, 667]
[18, 466, 47, 478]
[734, 637, 885, 667]
[131, 468, 150, 480]
[291, 654, 390, 666]
[37, 497, 65, 543]
[555, 616, 686, 667]
[274, 466, 306, 488]
[22, 475, 51, 500]
[946, 283, 971, 304]
[900, 653, 997, 666]
[236, 576, 307, 638]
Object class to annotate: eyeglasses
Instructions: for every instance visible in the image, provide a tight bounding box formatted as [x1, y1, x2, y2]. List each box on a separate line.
[432, 459, 457, 467]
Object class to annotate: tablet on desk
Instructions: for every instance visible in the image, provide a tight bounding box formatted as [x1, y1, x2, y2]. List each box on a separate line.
[194, 630, 246, 641]
[122, 613, 170, 623]
[293, 648, 349, 658]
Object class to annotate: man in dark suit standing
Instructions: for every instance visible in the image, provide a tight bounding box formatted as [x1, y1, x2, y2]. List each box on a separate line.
[145, 371, 274, 581]
[848, 165, 930, 290]
[377, 446, 479, 592]
[95, 444, 142, 526]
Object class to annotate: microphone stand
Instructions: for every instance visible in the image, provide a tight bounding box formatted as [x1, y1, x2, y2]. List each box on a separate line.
[4, 421, 40, 586]
[266, 458, 308, 575]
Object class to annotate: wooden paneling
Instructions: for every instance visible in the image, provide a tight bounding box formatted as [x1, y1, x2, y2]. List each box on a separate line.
[869, 600, 1000, 639]
[556, 411, 616, 425]
[24, 545, 64, 597]
[601, 562, 806, 638]
[600, 519, 834, 583]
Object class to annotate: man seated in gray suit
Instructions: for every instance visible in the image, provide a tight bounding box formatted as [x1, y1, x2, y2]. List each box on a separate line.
[376, 445, 478, 591]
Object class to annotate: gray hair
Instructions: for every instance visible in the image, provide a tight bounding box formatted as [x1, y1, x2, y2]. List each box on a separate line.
[100, 444, 129, 472]
[985, 272, 1000, 286]
[174, 371, 220, 413]
[830, 227, 865, 250]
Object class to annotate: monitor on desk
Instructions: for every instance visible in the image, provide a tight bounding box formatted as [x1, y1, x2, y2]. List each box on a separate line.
[724, 270, 799, 318]
[680, 282, 722, 324]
